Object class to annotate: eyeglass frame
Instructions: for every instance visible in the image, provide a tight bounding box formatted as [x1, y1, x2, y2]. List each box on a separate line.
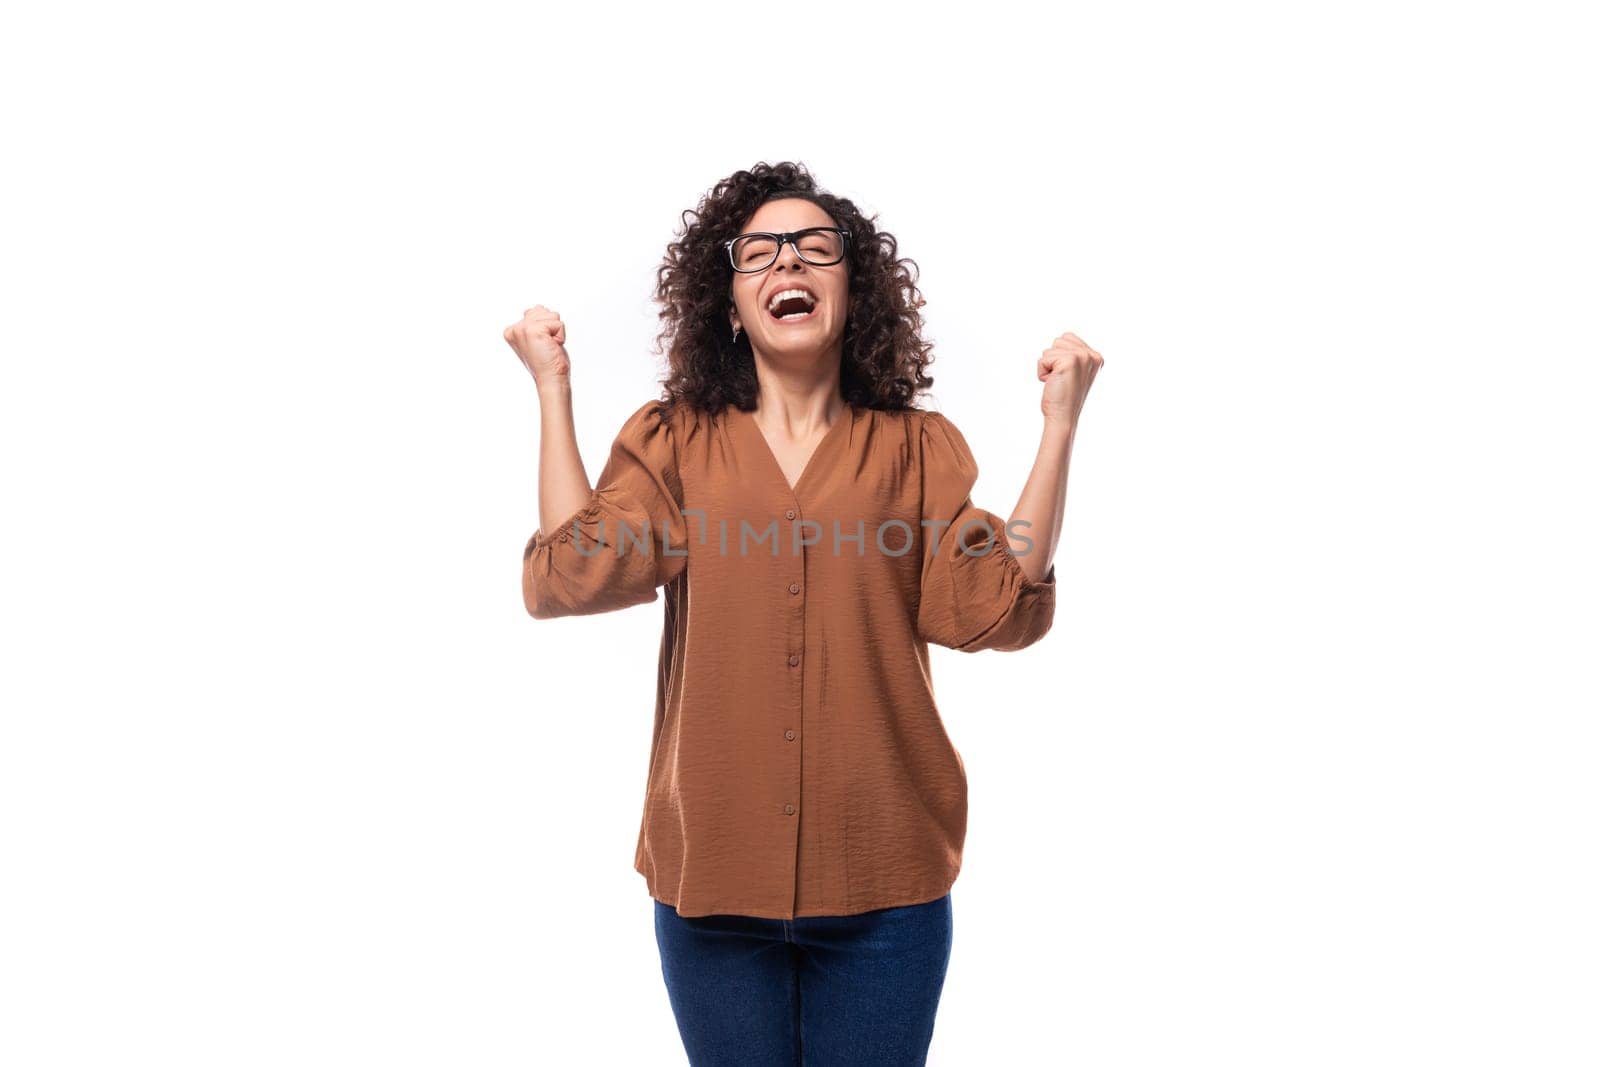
[723, 227, 852, 273]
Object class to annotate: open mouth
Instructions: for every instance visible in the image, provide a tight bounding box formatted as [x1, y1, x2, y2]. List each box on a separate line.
[767, 287, 818, 323]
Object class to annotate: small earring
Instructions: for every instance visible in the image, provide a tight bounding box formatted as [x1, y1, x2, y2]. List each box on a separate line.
[731, 322, 741, 343]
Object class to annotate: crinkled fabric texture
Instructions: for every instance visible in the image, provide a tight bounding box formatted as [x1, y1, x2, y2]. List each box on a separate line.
[521, 398, 1055, 918]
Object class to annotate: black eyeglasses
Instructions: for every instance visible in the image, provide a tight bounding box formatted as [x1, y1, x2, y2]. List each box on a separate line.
[725, 227, 850, 273]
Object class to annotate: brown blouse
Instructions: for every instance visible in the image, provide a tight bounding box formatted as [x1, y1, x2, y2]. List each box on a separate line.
[521, 397, 1057, 919]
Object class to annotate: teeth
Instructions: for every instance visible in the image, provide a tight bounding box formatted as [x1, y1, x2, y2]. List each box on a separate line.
[767, 288, 817, 314]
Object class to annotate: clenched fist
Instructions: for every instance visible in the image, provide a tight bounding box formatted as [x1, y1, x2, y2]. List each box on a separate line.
[1037, 331, 1103, 428]
[504, 305, 572, 386]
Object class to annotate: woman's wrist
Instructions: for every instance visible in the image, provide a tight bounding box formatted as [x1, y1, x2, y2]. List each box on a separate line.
[1040, 415, 1077, 450]
[536, 376, 574, 407]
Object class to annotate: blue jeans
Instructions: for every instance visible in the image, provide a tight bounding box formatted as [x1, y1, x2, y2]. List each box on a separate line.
[652, 892, 954, 1066]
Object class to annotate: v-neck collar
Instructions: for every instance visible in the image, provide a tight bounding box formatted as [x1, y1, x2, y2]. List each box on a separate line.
[737, 401, 856, 499]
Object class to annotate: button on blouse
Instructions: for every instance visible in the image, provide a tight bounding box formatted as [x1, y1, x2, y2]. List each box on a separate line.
[521, 398, 1056, 919]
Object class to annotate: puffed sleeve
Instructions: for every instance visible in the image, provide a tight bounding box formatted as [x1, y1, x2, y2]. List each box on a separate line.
[916, 411, 1056, 651]
[521, 399, 690, 619]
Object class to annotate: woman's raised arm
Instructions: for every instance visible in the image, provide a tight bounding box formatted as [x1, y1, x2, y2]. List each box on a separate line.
[505, 305, 593, 533]
[1006, 330, 1104, 582]
[505, 306, 689, 619]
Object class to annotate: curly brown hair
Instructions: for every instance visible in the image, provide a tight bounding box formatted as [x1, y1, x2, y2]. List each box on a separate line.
[650, 161, 936, 414]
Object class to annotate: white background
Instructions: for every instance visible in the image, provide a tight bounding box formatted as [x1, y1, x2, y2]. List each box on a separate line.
[3, 1, 1596, 1064]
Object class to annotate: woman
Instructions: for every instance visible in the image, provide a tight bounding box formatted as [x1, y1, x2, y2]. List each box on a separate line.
[505, 161, 1101, 1066]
